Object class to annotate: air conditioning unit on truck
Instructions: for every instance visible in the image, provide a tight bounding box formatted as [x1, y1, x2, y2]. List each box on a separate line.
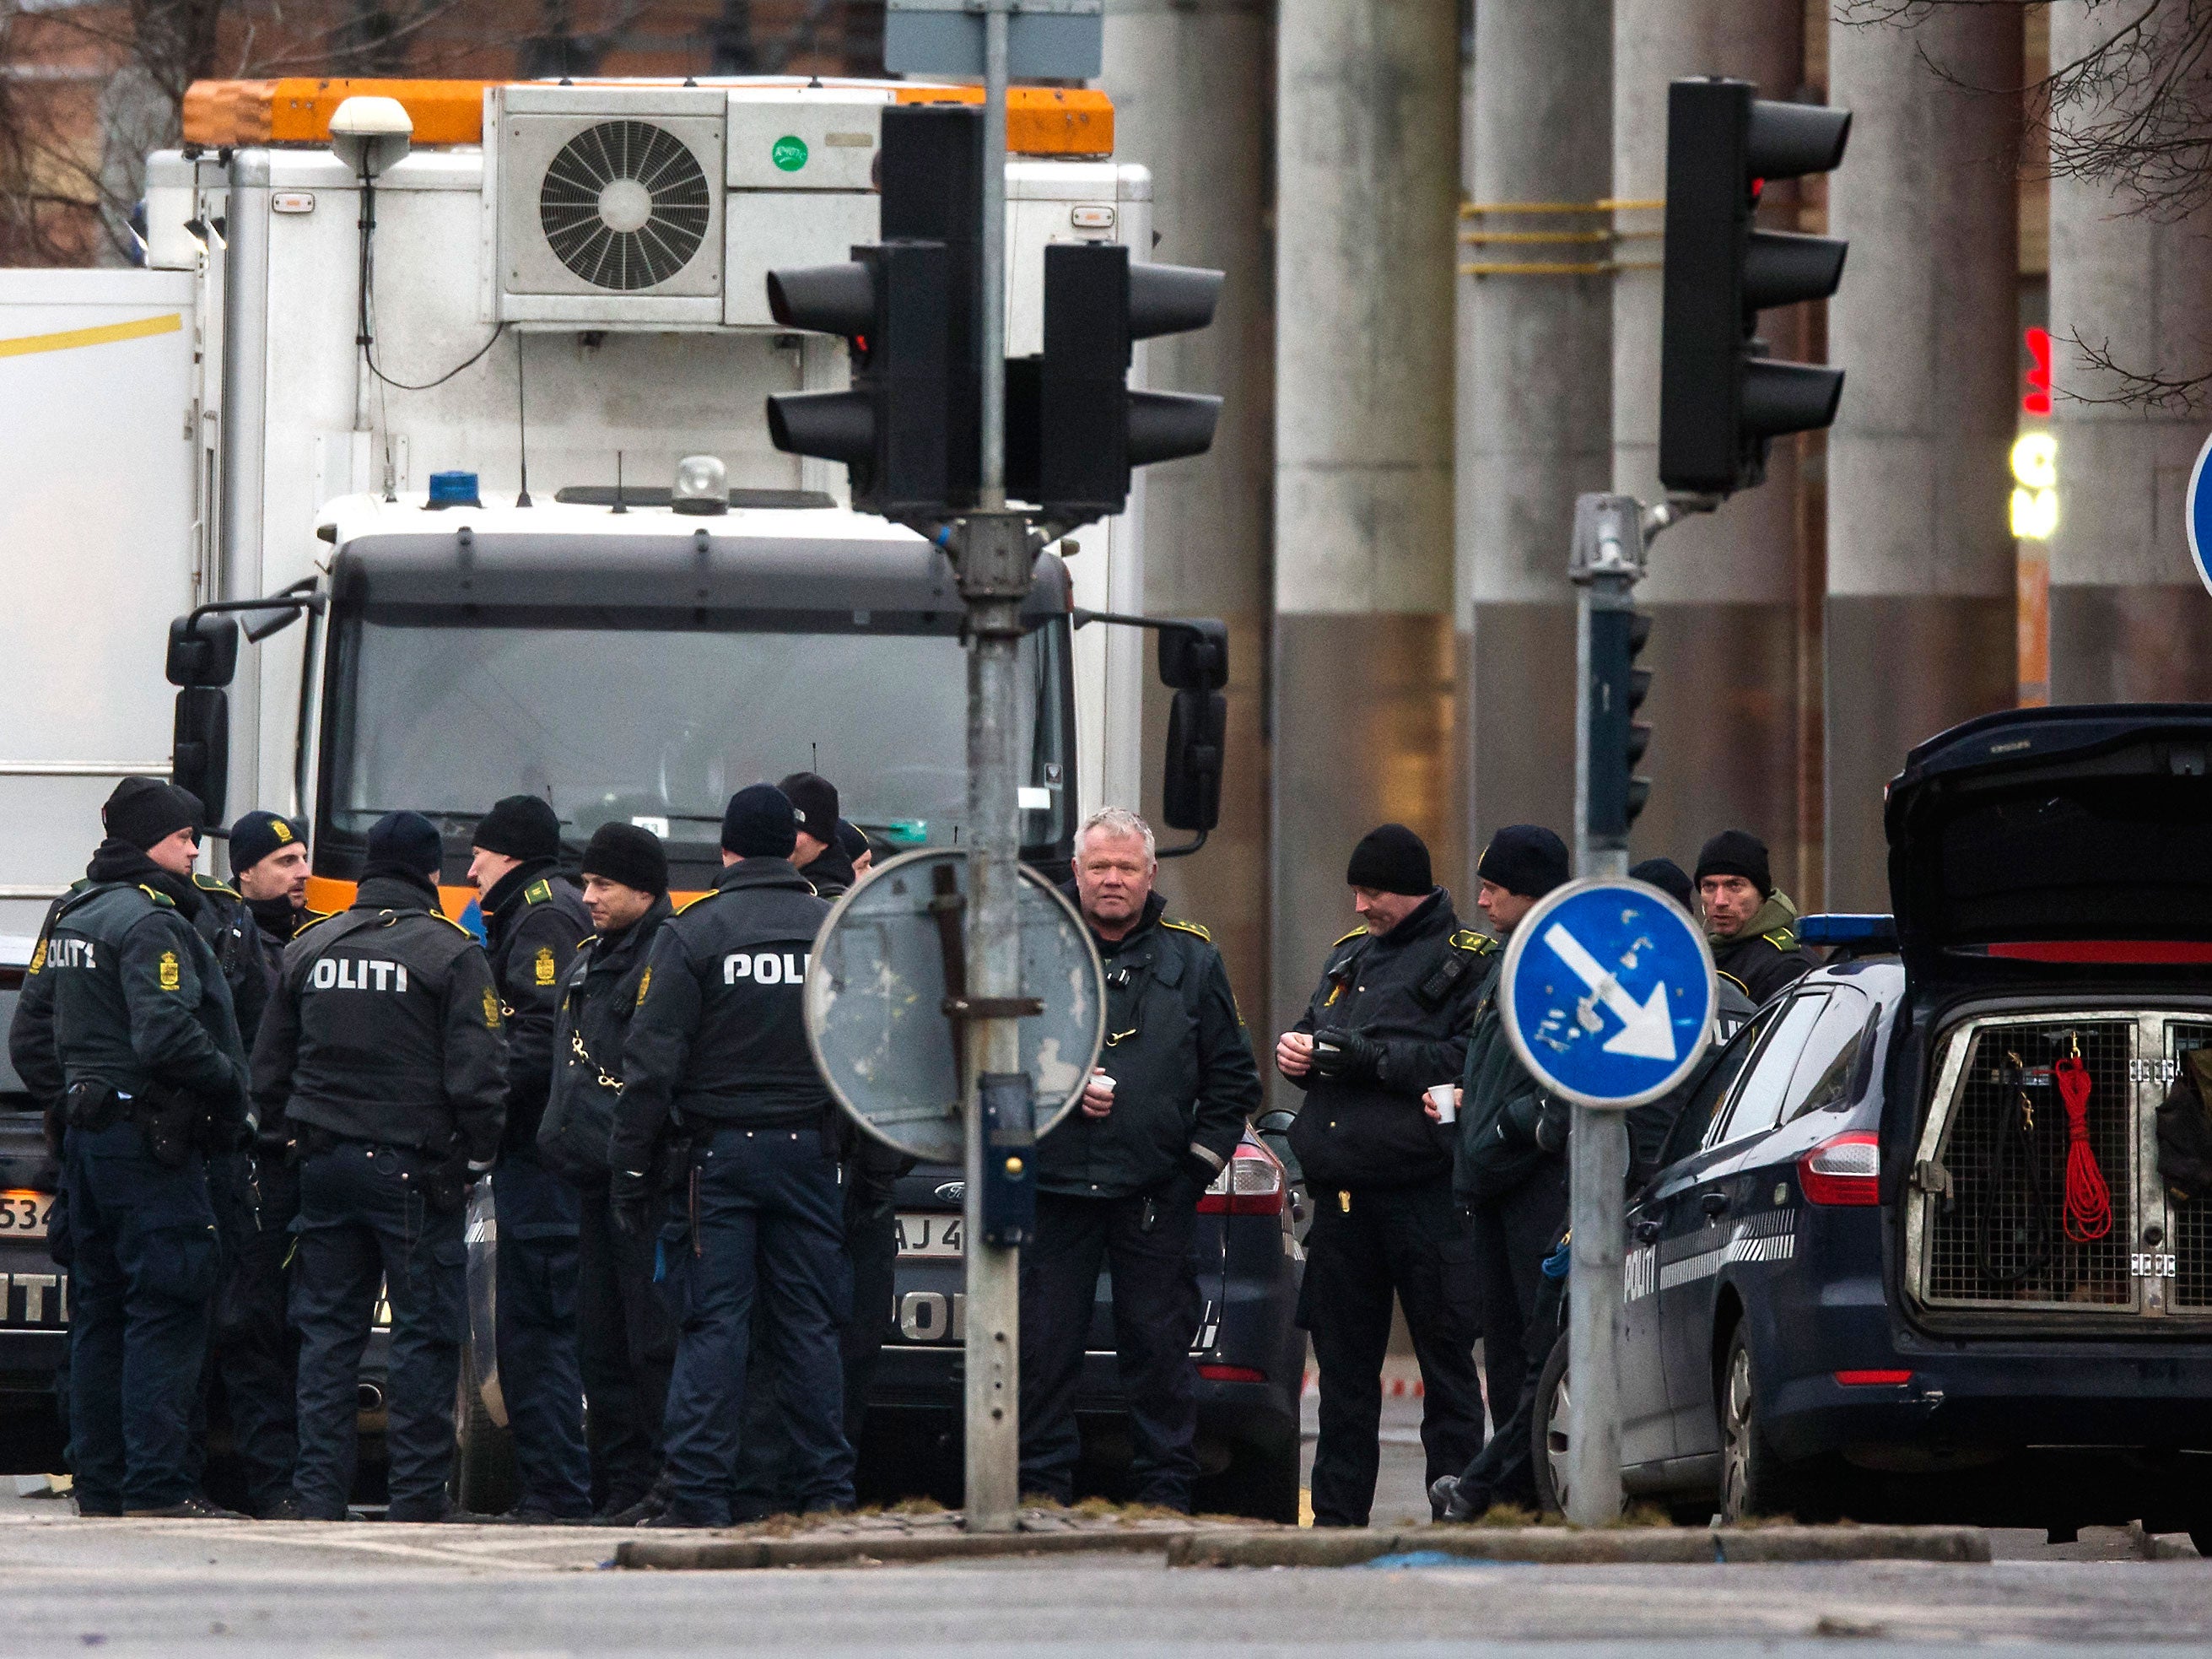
[0, 77, 1249, 1497]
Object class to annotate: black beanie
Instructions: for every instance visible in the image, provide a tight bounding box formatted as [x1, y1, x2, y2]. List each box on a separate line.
[1345, 823, 1432, 897]
[229, 809, 306, 873]
[1695, 830, 1772, 897]
[365, 811, 443, 879]
[776, 771, 840, 840]
[1629, 857, 1696, 912]
[835, 819, 870, 862]
[722, 783, 796, 859]
[473, 794, 563, 862]
[103, 776, 203, 852]
[1477, 824, 1570, 900]
[581, 822, 668, 896]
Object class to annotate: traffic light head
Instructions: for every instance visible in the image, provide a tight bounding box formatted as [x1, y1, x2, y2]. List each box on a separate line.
[1005, 241, 1224, 524]
[1659, 78, 1851, 497]
[1588, 604, 1655, 841]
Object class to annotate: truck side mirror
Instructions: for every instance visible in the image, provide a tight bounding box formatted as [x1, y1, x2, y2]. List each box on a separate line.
[1162, 688, 1225, 836]
[172, 688, 229, 824]
[167, 614, 240, 688]
[1157, 619, 1228, 692]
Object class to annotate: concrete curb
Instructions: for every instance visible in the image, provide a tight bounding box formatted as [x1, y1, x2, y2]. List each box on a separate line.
[1165, 1526, 1992, 1568]
[615, 1522, 1990, 1571]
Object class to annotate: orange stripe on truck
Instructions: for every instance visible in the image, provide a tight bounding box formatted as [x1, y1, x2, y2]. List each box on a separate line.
[0, 312, 182, 360]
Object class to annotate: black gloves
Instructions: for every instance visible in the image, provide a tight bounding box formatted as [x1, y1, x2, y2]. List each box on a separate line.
[1181, 1148, 1224, 1190]
[1499, 1092, 1571, 1153]
[612, 1168, 655, 1236]
[1311, 1026, 1385, 1083]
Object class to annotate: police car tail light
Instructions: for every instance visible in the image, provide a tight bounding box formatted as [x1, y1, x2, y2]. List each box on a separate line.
[1798, 1131, 1880, 1206]
[1198, 1139, 1285, 1216]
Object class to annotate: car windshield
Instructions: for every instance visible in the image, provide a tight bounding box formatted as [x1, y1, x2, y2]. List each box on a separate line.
[319, 609, 1073, 862]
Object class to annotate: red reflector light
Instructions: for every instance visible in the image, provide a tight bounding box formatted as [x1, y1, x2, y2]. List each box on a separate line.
[1834, 1370, 1913, 1386]
[1198, 1364, 1265, 1383]
[1798, 1132, 1880, 1206]
[1983, 940, 2212, 965]
[1196, 1138, 1286, 1216]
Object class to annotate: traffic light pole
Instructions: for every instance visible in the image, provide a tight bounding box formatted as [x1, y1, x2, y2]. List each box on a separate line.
[959, 0, 1026, 1535]
[1563, 490, 1707, 1527]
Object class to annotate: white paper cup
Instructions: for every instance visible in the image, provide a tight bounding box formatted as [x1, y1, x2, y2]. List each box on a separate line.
[1427, 1083, 1458, 1125]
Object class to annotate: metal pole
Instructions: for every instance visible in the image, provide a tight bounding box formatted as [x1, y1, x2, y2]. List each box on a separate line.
[959, 0, 1025, 1534]
[1563, 491, 1637, 1526]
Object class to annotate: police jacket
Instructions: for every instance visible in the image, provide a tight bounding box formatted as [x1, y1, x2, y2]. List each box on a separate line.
[1709, 891, 1816, 1006]
[1035, 891, 1261, 1201]
[1284, 889, 1492, 1190]
[803, 844, 856, 900]
[11, 843, 249, 1128]
[610, 857, 832, 1172]
[251, 872, 507, 1162]
[1455, 965, 1565, 1207]
[539, 892, 672, 1180]
[9, 884, 82, 1109]
[192, 878, 320, 1052]
[483, 860, 591, 1159]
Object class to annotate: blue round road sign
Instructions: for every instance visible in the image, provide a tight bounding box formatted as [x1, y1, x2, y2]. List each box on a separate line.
[2188, 430, 2212, 597]
[1497, 877, 1718, 1110]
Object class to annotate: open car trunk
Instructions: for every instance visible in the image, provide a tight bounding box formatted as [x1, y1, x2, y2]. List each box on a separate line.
[1889, 706, 2212, 1328]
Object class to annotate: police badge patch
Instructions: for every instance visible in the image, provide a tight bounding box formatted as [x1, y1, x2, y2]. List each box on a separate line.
[535, 945, 556, 986]
[635, 967, 652, 1008]
[158, 950, 181, 991]
[482, 986, 502, 1030]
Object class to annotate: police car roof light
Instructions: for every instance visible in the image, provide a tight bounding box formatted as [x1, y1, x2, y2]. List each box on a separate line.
[1797, 913, 1898, 950]
[425, 470, 480, 509]
[672, 454, 729, 515]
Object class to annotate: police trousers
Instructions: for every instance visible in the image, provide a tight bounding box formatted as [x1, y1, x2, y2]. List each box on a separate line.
[1298, 1175, 1484, 1527]
[493, 1152, 591, 1516]
[198, 1148, 299, 1516]
[63, 1121, 219, 1514]
[1463, 1155, 1569, 1467]
[575, 1170, 675, 1513]
[1449, 1234, 1565, 1513]
[659, 1127, 854, 1526]
[1017, 1187, 1204, 1510]
[289, 1143, 465, 1521]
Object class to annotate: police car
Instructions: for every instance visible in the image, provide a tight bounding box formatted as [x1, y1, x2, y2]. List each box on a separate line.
[0, 1037, 65, 1475]
[1547, 706, 2212, 1547]
[870, 1135, 1307, 1521]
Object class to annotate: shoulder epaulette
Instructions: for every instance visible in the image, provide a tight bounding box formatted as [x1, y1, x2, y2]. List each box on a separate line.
[291, 911, 338, 939]
[1161, 916, 1211, 943]
[1332, 926, 1367, 947]
[135, 884, 175, 908]
[1449, 928, 1497, 955]
[192, 873, 240, 900]
[1763, 927, 1799, 951]
[524, 878, 553, 905]
[1718, 969, 1751, 996]
[429, 911, 478, 938]
[675, 888, 726, 915]
[300, 907, 332, 926]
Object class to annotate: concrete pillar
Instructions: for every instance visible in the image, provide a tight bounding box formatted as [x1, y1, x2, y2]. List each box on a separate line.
[1098, 0, 1273, 1021]
[1273, 0, 1459, 1085]
[2047, 3, 2212, 703]
[1457, 0, 1613, 880]
[1611, 0, 1803, 892]
[1824, 8, 2019, 910]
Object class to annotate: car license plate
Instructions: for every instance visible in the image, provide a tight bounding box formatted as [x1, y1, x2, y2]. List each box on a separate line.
[897, 1212, 962, 1258]
[0, 1191, 53, 1240]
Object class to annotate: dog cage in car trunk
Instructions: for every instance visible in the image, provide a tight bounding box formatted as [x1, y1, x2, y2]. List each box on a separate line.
[1907, 1008, 2212, 1321]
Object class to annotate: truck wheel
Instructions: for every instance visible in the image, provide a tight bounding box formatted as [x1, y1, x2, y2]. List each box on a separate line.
[1530, 1331, 1572, 1517]
[1718, 1331, 1837, 1522]
[1197, 1438, 1300, 1524]
[451, 1336, 515, 1516]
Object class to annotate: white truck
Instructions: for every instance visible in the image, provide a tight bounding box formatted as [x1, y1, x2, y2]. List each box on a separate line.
[0, 75, 1237, 1489]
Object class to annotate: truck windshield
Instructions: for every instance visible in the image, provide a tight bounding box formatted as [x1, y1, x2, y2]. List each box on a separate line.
[319, 612, 1074, 867]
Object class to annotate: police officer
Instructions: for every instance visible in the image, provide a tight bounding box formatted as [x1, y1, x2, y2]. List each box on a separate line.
[777, 772, 851, 897]
[9, 777, 251, 1517]
[610, 784, 853, 1527]
[1275, 823, 1490, 1528]
[537, 823, 676, 1522]
[1019, 808, 1260, 1510]
[838, 820, 875, 885]
[1695, 830, 1816, 1004]
[468, 794, 593, 1521]
[1430, 825, 1571, 1521]
[254, 812, 506, 1522]
[192, 809, 319, 1516]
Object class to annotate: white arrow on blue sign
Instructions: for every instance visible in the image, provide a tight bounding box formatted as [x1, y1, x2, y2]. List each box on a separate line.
[1497, 876, 1719, 1110]
[2187, 429, 2212, 598]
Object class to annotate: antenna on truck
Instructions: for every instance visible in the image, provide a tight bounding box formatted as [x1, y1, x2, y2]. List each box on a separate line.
[612, 451, 627, 514]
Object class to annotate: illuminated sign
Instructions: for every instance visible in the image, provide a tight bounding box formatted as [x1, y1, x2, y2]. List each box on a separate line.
[2022, 326, 2053, 417]
[2010, 432, 2058, 540]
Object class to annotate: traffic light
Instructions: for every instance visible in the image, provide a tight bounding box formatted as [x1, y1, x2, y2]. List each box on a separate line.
[764, 104, 980, 521]
[1005, 241, 1224, 523]
[1658, 78, 1851, 497]
[1587, 603, 1654, 840]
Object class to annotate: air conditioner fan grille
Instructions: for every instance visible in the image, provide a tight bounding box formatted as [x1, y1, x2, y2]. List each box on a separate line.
[538, 119, 711, 292]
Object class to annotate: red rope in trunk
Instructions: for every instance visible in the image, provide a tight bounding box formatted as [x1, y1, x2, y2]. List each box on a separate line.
[2053, 1055, 2112, 1243]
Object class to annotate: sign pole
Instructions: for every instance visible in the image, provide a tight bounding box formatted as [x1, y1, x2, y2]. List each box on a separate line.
[1563, 493, 1641, 1526]
[958, 0, 1025, 1536]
